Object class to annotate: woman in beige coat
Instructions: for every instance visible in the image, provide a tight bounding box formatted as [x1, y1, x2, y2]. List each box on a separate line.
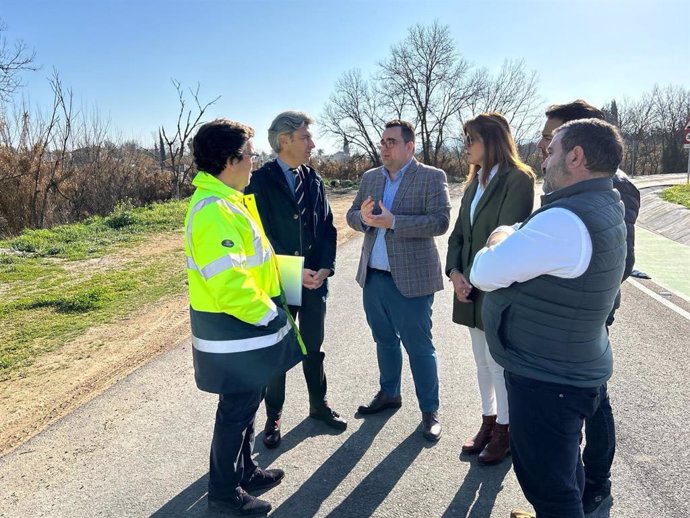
[445, 112, 535, 464]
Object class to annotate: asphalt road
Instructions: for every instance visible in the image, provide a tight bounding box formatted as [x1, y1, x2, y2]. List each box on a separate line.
[1, 190, 689, 517]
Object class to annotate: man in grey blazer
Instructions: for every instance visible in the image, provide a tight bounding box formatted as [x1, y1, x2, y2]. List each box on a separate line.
[346, 119, 451, 441]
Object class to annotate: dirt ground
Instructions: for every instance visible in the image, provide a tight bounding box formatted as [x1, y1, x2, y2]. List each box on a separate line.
[0, 192, 358, 456]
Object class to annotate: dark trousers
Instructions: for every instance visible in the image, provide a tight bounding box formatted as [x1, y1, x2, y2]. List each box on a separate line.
[583, 315, 616, 491]
[583, 382, 615, 488]
[265, 287, 327, 419]
[506, 372, 604, 518]
[208, 390, 263, 500]
[362, 269, 439, 412]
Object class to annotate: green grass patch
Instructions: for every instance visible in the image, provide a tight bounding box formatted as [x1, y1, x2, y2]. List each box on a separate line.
[0, 198, 189, 379]
[660, 184, 690, 209]
[0, 255, 186, 378]
[0, 199, 187, 260]
[0, 255, 65, 283]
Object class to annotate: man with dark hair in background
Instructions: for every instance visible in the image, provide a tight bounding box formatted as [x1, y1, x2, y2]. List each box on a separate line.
[538, 100, 640, 517]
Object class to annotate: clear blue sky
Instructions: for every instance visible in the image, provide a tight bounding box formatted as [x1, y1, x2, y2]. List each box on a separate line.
[2, 0, 689, 153]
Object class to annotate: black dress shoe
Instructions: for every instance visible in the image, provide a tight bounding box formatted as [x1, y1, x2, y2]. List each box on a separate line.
[422, 411, 442, 442]
[309, 405, 348, 431]
[241, 467, 285, 493]
[208, 489, 271, 516]
[262, 418, 281, 449]
[357, 391, 402, 415]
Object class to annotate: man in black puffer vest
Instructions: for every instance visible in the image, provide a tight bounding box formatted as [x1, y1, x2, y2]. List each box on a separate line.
[471, 119, 626, 518]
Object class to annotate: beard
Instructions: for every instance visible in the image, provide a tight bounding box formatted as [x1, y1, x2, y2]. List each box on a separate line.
[542, 167, 553, 194]
[543, 157, 568, 194]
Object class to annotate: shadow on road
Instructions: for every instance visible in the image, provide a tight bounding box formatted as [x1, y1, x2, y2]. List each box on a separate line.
[255, 414, 347, 466]
[441, 455, 512, 518]
[150, 472, 209, 517]
[323, 429, 428, 518]
[150, 412, 393, 517]
[268, 413, 396, 517]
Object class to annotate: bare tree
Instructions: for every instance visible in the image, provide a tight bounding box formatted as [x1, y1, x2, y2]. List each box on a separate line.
[35, 74, 76, 228]
[160, 79, 219, 198]
[0, 72, 75, 229]
[614, 86, 690, 175]
[321, 69, 386, 166]
[464, 59, 543, 145]
[616, 95, 655, 175]
[0, 21, 37, 102]
[651, 84, 690, 173]
[378, 21, 481, 166]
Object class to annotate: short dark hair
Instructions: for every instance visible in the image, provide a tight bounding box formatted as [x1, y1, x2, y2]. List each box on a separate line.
[385, 119, 415, 143]
[555, 118, 623, 175]
[192, 119, 255, 176]
[545, 99, 605, 123]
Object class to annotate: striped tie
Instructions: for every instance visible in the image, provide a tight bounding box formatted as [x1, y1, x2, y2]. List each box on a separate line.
[293, 166, 307, 217]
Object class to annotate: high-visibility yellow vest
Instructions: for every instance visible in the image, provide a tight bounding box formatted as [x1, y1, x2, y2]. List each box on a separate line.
[185, 171, 302, 394]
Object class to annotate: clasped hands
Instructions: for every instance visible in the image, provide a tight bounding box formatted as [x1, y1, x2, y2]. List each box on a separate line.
[360, 196, 394, 229]
[450, 271, 474, 303]
[303, 268, 330, 290]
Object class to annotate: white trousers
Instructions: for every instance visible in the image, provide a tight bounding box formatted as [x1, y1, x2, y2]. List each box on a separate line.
[468, 327, 509, 425]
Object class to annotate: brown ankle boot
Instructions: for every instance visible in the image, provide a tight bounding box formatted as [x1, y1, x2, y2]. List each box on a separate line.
[461, 415, 496, 454]
[478, 423, 510, 464]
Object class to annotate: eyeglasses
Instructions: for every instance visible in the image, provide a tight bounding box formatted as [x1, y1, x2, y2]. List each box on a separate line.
[379, 138, 403, 149]
[464, 135, 475, 147]
[243, 152, 260, 161]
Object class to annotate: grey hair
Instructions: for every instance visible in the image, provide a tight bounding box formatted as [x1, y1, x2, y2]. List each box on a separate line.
[268, 110, 315, 153]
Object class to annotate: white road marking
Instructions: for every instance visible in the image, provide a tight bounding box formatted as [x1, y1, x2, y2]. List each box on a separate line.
[628, 279, 690, 322]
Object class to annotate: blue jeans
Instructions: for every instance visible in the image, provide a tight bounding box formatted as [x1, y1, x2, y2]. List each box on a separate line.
[363, 269, 439, 412]
[506, 372, 604, 518]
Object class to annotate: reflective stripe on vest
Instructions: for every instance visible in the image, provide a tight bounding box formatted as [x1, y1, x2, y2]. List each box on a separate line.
[192, 320, 292, 353]
[186, 196, 272, 280]
[186, 251, 268, 281]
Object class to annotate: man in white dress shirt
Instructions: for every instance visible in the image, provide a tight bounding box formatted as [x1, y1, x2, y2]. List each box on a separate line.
[471, 119, 626, 518]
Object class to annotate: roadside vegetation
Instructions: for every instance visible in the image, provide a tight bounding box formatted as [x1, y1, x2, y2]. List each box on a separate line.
[660, 184, 690, 209]
[0, 200, 187, 380]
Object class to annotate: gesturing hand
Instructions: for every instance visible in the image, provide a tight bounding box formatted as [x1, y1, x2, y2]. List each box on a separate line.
[362, 200, 394, 229]
[361, 196, 375, 221]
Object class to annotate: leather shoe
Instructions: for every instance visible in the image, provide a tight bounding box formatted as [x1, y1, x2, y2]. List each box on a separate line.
[208, 489, 271, 516]
[462, 414, 496, 454]
[262, 418, 281, 449]
[357, 391, 402, 415]
[478, 423, 510, 464]
[309, 405, 348, 431]
[241, 467, 285, 493]
[422, 411, 442, 442]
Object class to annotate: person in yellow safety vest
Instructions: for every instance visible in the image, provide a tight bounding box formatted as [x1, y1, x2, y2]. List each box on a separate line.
[186, 119, 304, 517]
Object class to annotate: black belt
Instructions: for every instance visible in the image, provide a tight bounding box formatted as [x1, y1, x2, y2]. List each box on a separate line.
[367, 267, 391, 276]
